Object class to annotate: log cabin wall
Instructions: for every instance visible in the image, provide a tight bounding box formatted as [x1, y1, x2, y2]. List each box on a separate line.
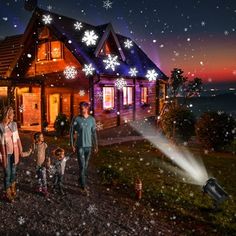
[94, 77, 158, 129]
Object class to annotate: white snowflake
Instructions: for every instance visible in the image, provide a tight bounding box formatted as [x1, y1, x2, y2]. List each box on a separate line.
[124, 39, 133, 49]
[74, 21, 83, 31]
[103, 54, 120, 71]
[87, 204, 98, 214]
[63, 66, 78, 79]
[79, 90, 85, 96]
[224, 30, 229, 36]
[82, 63, 95, 76]
[146, 69, 158, 81]
[96, 121, 104, 131]
[47, 5, 52, 11]
[82, 30, 98, 46]
[115, 78, 127, 90]
[95, 91, 103, 100]
[19, 105, 25, 113]
[42, 14, 52, 25]
[129, 67, 138, 77]
[201, 21, 206, 26]
[103, 0, 113, 10]
[18, 216, 25, 225]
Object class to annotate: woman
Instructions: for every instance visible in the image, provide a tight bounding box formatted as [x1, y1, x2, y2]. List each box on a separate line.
[0, 106, 31, 202]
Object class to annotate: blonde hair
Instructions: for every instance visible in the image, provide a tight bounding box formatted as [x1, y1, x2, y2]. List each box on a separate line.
[1, 106, 14, 122]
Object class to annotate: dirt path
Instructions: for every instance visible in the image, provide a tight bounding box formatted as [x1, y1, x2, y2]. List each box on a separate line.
[0, 133, 179, 236]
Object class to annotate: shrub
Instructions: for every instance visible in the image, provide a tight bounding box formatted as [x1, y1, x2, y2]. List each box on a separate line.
[196, 112, 236, 150]
[54, 113, 70, 136]
[161, 106, 195, 141]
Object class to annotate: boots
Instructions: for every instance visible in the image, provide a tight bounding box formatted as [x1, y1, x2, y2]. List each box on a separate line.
[10, 181, 17, 199]
[42, 187, 49, 197]
[4, 188, 14, 203]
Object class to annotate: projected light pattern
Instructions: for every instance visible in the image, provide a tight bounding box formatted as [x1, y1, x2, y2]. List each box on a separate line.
[130, 120, 209, 186]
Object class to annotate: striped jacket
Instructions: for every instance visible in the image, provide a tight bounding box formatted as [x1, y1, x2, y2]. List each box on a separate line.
[0, 121, 23, 168]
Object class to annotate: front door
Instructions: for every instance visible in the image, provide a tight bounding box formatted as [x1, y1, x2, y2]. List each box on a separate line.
[22, 93, 41, 127]
[49, 94, 60, 124]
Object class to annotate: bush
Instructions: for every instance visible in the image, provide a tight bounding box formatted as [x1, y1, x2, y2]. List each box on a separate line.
[196, 112, 236, 151]
[54, 113, 70, 136]
[161, 106, 195, 141]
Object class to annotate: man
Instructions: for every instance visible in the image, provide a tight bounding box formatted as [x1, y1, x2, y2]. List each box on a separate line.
[70, 102, 98, 195]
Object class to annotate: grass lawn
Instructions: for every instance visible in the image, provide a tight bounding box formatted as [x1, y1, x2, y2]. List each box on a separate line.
[92, 140, 236, 235]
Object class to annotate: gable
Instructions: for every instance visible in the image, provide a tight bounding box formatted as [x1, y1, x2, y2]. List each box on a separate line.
[95, 24, 125, 61]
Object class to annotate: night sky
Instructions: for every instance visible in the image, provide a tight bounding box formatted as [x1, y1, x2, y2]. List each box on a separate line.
[0, 0, 236, 87]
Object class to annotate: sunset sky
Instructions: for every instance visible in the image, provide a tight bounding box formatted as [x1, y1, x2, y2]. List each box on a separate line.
[0, 0, 236, 86]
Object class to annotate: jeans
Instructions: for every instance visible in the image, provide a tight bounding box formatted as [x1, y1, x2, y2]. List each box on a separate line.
[36, 166, 47, 189]
[4, 154, 16, 190]
[77, 147, 91, 188]
[53, 174, 64, 190]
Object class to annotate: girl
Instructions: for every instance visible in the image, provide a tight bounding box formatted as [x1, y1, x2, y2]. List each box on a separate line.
[0, 106, 32, 202]
[32, 132, 50, 197]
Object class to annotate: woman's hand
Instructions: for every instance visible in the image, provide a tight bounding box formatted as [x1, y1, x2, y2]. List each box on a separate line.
[72, 146, 76, 153]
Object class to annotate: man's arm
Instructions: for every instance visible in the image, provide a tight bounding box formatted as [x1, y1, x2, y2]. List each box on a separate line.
[91, 118, 98, 152]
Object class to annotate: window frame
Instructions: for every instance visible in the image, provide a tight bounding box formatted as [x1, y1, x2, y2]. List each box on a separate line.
[102, 86, 115, 111]
[140, 86, 148, 104]
[50, 41, 63, 60]
[123, 86, 133, 107]
[37, 40, 63, 62]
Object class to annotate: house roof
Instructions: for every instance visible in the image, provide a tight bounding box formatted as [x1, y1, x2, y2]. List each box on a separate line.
[0, 8, 168, 81]
[0, 34, 23, 78]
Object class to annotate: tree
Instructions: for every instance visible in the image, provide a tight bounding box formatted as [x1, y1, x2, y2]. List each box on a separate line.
[168, 68, 203, 107]
[196, 112, 236, 150]
[161, 106, 195, 142]
[169, 68, 187, 105]
[183, 77, 203, 105]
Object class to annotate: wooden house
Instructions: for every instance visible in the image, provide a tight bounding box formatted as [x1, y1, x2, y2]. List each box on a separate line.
[0, 8, 168, 130]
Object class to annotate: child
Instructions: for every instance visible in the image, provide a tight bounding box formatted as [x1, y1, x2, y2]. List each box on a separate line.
[32, 132, 50, 197]
[52, 148, 70, 195]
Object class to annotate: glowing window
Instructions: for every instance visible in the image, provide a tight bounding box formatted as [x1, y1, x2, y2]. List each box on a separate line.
[50, 41, 62, 59]
[37, 42, 48, 61]
[103, 87, 114, 110]
[141, 87, 148, 104]
[123, 87, 133, 105]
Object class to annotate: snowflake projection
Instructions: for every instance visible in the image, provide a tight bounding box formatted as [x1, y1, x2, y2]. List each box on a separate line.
[103, 0, 113, 10]
[103, 54, 120, 71]
[95, 91, 103, 101]
[224, 30, 229, 36]
[124, 39, 133, 49]
[96, 121, 104, 131]
[146, 69, 158, 81]
[63, 66, 78, 79]
[82, 63, 95, 76]
[74, 21, 83, 31]
[18, 216, 25, 225]
[115, 78, 127, 90]
[82, 30, 98, 46]
[129, 67, 138, 77]
[42, 14, 52, 25]
[47, 5, 52, 11]
[87, 204, 98, 214]
[79, 90, 85, 97]
[201, 21, 206, 26]
[19, 105, 25, 113]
